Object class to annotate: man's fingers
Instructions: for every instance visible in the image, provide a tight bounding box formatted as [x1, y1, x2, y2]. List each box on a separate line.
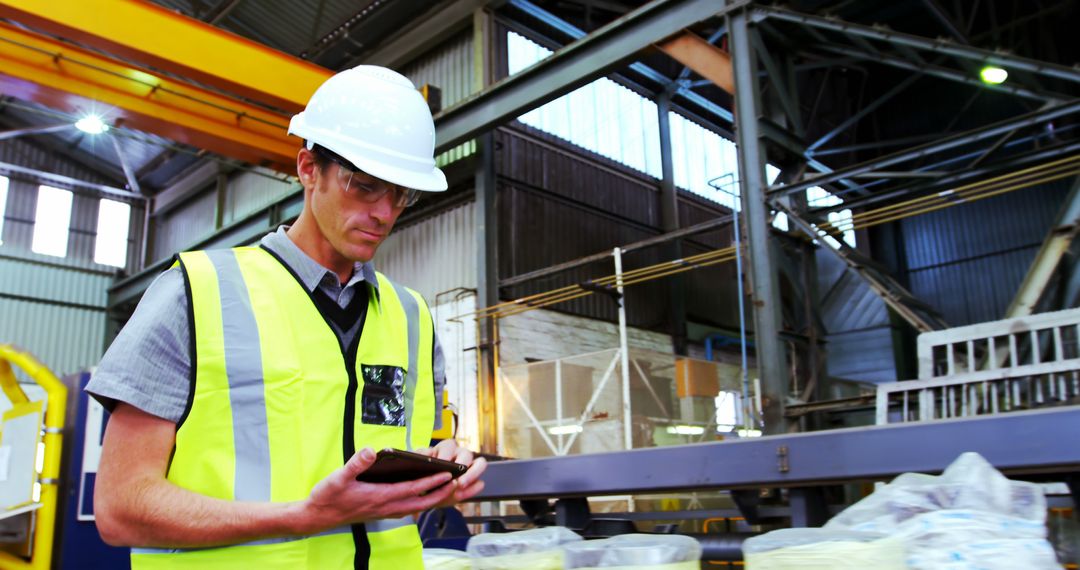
[453, 447, 474, 466]
[344, 448, 378, 479]
[394, 482, 456, 514]
[453, 480, 485, 502]
[379, 471, 452, 502]
[433, 440, 458, 461]
[457, 457, 487, 487]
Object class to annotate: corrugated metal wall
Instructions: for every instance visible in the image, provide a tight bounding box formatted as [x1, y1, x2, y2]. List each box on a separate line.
[496, 126, 740, 331]
[0, 137, 130, 378]
[816, 250, 897, 383]
[893, 180, 1070, 326]
[149, 165, 297, 264]
[223, 169, 297, 227]
[400, 29, 476, 166]
[151, 188, 217, 262]
[0, 254, 110, 377]
[375, 200, 476, 303]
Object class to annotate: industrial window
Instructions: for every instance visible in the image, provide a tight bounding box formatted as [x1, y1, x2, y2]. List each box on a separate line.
[31, 185, 73, 257]
[808, 187, 856, 247]
[507, 32, 851, 243]
[94, 199, 131, 267]
[0, 175, 8, 245]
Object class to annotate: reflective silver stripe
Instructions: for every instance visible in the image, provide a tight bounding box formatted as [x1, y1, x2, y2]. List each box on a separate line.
[392, 282, 420, 451]
[206, 249, 271, 503]
[368, 516, 415, 533]
[130, 526, 353, 554]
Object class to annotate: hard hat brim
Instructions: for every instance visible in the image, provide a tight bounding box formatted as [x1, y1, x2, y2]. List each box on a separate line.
[290, 114, 448, 192]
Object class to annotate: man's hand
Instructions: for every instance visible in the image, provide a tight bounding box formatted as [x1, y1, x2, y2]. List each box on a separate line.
[299, 447, 459, 533]
[414, 439, 487, 506]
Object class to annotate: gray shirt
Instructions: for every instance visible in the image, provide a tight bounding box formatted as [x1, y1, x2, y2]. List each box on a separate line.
[87, 227, 445, 426]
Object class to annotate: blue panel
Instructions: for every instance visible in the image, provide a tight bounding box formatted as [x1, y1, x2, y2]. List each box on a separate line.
[57, 373, 130, 570]
[826, 327, 898, 384]
[899, 180, 1071, 326]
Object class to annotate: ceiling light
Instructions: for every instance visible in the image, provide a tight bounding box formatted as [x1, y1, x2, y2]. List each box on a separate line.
[737, 429, 763, 438]
[547, 425, 583, 435]
[980, 66, 1008, 85]
[666, 425, 706, 436]
[75, 115, 109, 135]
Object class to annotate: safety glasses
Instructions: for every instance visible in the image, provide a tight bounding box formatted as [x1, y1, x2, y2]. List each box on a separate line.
[313, 146, 421, 208]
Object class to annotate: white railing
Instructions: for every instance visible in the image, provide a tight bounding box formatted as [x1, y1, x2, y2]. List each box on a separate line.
[876, 308, 1080, 424]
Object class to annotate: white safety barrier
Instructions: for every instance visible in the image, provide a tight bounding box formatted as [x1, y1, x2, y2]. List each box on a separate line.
[876, 308, 1080, 424]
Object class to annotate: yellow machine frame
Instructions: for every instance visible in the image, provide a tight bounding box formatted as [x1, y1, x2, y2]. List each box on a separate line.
[0, 345, 67, 570]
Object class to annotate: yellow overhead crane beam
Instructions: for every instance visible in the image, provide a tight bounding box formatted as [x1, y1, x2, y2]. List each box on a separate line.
[0, 0, 331, 113]
[655, 31, 734, 95]
[0, 21, 299, 172]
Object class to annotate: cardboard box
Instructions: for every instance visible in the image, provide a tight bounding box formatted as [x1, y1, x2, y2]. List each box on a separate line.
[675, 358, 720, 398]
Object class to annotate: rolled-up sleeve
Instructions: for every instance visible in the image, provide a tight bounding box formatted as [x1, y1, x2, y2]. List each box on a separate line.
[432, 332, 446, 431]
[85, 267, 192, 423]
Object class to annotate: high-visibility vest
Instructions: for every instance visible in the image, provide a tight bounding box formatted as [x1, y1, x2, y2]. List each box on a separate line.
[130, 246, 437, 570]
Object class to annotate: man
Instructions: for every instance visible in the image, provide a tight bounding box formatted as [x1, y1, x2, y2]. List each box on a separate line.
[89, 65, 486, 569]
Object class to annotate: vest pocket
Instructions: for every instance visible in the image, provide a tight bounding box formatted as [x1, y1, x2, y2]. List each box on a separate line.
[360, 364, 406, 426]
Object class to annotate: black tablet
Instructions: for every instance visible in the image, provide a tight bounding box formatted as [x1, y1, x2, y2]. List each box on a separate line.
[355, 448, 469, 484]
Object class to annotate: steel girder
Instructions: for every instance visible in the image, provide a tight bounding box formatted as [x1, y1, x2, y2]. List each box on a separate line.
[433, 0, 746, 153]
[474, 407, 1080, 500]
[0, 0, 331, 112]
[768, 101, 1080, 199]
[756, 6, 1080, 87]
[0, 21, 298, 172]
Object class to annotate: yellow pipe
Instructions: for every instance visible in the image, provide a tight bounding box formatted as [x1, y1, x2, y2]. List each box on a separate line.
[492, 252, 738, 320]
[816, 159, 1079, 233]
[820, 155, 1080, 231]
[485, 251, 739, 319]
[839, 154, 1080, 222]
[0, 345, 67, 570]
[0, 359, 28, 405]
[473, 247, 738, 318]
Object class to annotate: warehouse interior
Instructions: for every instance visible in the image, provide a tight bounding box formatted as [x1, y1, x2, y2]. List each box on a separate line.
[0, 0, 1077, 567]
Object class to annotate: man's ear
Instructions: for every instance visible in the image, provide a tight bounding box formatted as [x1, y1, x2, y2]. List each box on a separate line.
[297, 147, 318, 188]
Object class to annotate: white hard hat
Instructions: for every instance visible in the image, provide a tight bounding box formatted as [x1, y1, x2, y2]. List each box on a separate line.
[288, 65, 447, 192]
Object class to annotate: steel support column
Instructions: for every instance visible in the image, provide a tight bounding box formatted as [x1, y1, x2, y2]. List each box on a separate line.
[475, 132, 499, 453]
[657, 91, 688, 354]
[729, 5, 788, 433]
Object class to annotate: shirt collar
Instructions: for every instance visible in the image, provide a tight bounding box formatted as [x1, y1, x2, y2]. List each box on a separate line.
[261, 226, 379, 297]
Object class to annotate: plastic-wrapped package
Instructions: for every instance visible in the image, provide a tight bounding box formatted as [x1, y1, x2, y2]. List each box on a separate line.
[742, 529, 906, 570]
[892, 510, 1060, 569]
[563, 534, 702, 569]
[466, 527, 583, 569]
[821, 452, 1059, 569]
[422, 548, 470, 569]
[826, 452, 1046, 533]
